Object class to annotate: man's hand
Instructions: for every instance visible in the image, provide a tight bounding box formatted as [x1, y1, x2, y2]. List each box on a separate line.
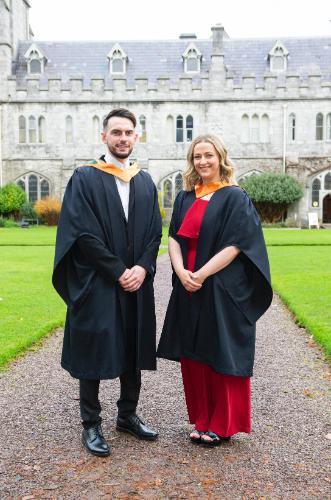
[177, 269, 202, 293]
[119, 265, 147, 292]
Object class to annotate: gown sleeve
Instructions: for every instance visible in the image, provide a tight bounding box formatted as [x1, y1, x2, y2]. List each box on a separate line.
[52, 167, 126, 307]
[76, 235, 126, 282]
[214, 188, 273, 324]
[136, 184, 163, 278]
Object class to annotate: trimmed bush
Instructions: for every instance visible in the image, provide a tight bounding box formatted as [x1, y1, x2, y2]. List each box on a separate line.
[242, 173, 303, 223]
[0, 183, 26, 218]
[34, 196, 61, 226]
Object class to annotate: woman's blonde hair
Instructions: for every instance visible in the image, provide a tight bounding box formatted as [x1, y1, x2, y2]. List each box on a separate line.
[183, 134, 235, 191]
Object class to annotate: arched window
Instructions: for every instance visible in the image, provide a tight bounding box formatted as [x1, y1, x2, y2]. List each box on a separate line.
[111, 50, 124, 73]
[30, 57, 41, 74]
[272, 47, 285, 71]
[175, 173, 183, 197]
[312, 178, 321, 207]
[16, 173, 51, 202]
[17, 179, 26, 193]
[327, 113, 331, 141]
[65, 115, 73, 143]
[19, 115, 26, 143]
[24, 45, 46, 75]
[139, 115, 147, 143]
[40, 179, 50, 199]
[28, 174, 38, 203]
[186, 115, 193, 142]
[28, 116, 37, 143]
[166, 115, 174, 142]
[38, 116, 45, 143]
[260, 114, 269, 143]
[186, 49, 199, 72]
[288, 113, 296, 141]
[93, 116, 100, 143]
[176, 115, 184, 143]
[316, 113, 324, 140]
[251, 114, 259, 143]
[159, 171, 184, 209]
[108, 44, 127, 75]
[241, 114, 249, 143]
[325, 172, 331, 190]
[183, 44, 201, 74]
[163, 179, 173, 208]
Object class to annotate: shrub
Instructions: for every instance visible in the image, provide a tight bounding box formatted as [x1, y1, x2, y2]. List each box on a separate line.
[20, 201, 38, 220]
[0, 217, 18, 228]
[242, 173, 303, 223]
[0, 183, 26, 218]
[34, 196, 61, 226]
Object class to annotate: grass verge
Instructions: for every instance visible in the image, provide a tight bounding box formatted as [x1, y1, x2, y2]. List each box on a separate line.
[0, 246, 65, 369]
[268, 246, 331, 357]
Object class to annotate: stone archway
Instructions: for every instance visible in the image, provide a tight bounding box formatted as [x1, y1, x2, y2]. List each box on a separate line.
[322, 194, 331, 223]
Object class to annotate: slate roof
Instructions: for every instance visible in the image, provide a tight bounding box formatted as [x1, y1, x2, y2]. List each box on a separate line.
[14, 37, 331, 87]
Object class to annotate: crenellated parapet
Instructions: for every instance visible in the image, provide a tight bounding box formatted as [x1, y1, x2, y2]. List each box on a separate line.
[4, 71, 331, 103]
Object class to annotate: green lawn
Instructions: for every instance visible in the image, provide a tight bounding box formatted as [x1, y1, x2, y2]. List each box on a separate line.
[263, 228, 331, 246]
[268, 246, 331, 356]
[0, 226, 330, 369]
[0, 226, 56, 246]
[0, 246, 65, 368]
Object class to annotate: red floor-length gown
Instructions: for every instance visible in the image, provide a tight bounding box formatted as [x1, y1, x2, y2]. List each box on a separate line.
[177, 198, 251, 437]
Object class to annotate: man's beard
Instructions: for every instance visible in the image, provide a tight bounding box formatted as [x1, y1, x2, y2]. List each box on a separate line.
[108, 143, 133, 160]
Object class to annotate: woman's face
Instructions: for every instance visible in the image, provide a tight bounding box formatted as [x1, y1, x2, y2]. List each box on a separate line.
[193, 142, 221, 184]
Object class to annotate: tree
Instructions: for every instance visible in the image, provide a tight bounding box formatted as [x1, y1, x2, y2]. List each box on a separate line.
[242, 173, 303, 223]
[0, 183, 27, 218]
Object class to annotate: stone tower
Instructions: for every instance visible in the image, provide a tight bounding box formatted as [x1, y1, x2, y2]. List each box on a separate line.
[0, 0, 31, 78]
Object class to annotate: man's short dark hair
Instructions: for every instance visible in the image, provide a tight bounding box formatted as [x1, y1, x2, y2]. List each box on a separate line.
[103, 108, 137, 130]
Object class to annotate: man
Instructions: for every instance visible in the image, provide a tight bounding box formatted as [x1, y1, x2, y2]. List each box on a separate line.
[53, 108, 162, 457]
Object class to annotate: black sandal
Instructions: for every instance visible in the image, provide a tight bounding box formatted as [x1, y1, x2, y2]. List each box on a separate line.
[201, 431, 231, 447]
[189, 429, 204, 444]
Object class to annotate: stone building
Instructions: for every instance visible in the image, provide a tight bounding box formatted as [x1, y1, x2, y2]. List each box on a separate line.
[0, 0, 331, 223]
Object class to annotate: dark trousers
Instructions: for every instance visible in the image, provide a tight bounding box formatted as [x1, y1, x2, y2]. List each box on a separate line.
[79, 370, 141, 429]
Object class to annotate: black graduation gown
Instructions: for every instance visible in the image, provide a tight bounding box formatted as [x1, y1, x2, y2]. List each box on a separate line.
[52, 164, 162, 380]
[157, 187, 272, 377]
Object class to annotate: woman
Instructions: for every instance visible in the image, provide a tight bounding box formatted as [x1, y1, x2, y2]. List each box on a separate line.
[157, 134, 272, 446]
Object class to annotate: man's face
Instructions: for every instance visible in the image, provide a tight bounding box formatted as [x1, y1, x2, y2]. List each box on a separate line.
[101, 116, 138, 161]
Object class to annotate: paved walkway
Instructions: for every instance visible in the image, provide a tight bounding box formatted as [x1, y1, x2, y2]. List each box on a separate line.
[0, 255, 330, 498]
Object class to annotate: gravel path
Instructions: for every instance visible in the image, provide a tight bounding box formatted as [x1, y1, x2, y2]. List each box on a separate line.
[0, 254, 330, 499]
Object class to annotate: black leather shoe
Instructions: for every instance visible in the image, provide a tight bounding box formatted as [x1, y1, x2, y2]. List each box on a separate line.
[82, 425, 110, 457]
[116, 414, 158, 441]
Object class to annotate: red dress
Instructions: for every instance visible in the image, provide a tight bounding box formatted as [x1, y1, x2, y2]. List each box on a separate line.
[177, 198, 251, 437]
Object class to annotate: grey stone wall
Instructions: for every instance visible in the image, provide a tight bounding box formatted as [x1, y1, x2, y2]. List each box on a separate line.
[0, 1, 330, 223]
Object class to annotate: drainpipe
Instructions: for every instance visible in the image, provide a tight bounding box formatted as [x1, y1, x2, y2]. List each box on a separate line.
[282, 104, 287, 173]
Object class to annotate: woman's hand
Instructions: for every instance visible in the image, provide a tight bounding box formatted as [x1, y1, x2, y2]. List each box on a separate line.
[177, 269, 202, 293]
[191, 269, 208, 285]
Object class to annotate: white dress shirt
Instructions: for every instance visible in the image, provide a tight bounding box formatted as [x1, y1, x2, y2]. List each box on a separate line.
[105, 151, 130, 221]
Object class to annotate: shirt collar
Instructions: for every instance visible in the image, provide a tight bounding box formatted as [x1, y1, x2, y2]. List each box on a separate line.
[105, 151, 130, 170]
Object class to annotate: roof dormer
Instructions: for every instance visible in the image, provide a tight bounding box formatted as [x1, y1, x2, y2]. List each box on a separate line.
[182, 42, 202, 74]
[107, 43, 127, 75]
[268, 40, 289, 73]
[24, 43, 47, 75]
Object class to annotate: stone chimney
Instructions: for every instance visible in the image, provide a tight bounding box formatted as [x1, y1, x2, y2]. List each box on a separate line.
[210, 24, 226, 82]
[211, 24, 225, 54]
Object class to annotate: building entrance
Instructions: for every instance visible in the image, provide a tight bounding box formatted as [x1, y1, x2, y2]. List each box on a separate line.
[322, 194, 331, 223]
